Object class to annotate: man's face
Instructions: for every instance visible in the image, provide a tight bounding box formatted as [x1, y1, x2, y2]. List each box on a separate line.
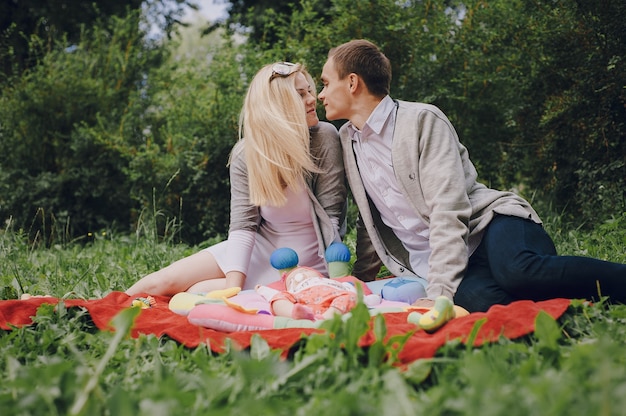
[318, 57, 351, 121]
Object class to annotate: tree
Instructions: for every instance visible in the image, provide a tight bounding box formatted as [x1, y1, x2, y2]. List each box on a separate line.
[1, 0, 623, 245]
[0, 0, 192, 79]
[220, 0, 332, 44]
[0, 10, 165, 242]
[0, 9, 247, 244]
[126, 25, 245, 243]
[503, 0, 626, 220]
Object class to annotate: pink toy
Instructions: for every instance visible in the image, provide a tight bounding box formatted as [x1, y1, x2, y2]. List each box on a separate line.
[188, 303, 320, 332]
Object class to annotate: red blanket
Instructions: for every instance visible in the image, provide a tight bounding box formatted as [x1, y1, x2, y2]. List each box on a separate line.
[0, 292, 571, 365]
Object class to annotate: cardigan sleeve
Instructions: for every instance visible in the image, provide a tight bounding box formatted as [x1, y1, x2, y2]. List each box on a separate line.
[400, 105, 473, 300]
[228, 142, 261, 233]
[219, 229, 255, 275]
[308, 122, 347, 244]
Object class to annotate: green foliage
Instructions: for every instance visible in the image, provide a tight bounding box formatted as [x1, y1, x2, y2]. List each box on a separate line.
[510, 0, 626, 222]
[125, 31, 244, 243]
[1, 2, 626, 413]
[412, 296, 626, 415]
[0, 282, 419, 414]
[0, 10, 163, 243]
[0, 12, 244, 245]
[0, 215, 195, 299]
[542, 211, 626, 264]
[0, 0, 190, 78]
[2, 0, 625, 245]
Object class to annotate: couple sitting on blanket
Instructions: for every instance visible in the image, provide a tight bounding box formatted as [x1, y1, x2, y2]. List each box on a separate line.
[127, 40, 626, 333]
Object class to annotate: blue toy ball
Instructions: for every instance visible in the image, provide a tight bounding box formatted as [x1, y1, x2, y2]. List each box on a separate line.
[380, 277, 427, 304]
[324, 242, 351, 263]
[270, 247, 299, 270]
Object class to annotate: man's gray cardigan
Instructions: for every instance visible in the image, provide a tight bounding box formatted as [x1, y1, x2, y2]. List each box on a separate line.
[340, 100, 540, 300]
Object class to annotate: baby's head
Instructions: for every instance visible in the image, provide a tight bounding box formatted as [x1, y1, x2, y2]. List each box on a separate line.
[283, 266, 323, 292]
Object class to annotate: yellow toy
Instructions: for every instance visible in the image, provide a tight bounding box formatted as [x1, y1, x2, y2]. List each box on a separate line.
[407, 296, 468, 333]
[169, 287, 242, 315]
[132, 296, 156, 309]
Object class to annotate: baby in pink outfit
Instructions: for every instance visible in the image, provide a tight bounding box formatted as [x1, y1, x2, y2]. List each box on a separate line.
[256, 266, 358, 320]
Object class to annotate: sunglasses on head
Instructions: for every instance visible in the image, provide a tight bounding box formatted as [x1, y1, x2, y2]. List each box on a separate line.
[270, 62, 297, 81]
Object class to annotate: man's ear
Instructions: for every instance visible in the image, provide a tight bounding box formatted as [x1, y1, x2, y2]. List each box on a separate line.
[348, 73, 360, 92]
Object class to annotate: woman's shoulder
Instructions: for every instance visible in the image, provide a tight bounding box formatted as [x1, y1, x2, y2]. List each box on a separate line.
[231, 139, 245, 153]
[228, 140, 246, 167]
[309, 121, 339, 140]
[309, 122, 341, 156]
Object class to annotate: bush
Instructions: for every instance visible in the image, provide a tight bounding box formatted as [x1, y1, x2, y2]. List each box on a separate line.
[1, 0, 624, 245]
[0, 12, 246, 245]
[126, 32, 245, 243]
[0, 11, 163, 243]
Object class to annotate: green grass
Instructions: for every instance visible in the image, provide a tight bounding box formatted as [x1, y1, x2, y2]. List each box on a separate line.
[1, 213, 626, 415]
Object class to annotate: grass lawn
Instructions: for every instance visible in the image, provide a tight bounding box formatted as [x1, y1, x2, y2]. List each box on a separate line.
[1, 213, 625, 415]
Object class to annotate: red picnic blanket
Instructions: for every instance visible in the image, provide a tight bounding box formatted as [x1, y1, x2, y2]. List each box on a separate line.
[0, 292, 571, 365]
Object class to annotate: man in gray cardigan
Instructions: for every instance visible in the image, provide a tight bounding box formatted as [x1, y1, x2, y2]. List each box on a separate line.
[319, 39, 626, 312]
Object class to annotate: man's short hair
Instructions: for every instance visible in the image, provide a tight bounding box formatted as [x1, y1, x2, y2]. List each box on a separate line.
[329, 39, 391, 97]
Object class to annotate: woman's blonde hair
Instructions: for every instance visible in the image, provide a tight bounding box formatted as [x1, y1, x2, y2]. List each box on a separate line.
[236, 63, 319, 206]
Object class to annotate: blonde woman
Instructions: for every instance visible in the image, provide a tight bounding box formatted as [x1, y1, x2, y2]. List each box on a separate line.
[126, 62, 346, 296]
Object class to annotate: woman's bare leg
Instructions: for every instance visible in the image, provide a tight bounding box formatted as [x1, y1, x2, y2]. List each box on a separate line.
[125, 250, 225, 296]
[186, 278, 229, 294]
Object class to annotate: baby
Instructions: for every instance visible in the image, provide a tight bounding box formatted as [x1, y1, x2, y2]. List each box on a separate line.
[256, 266, 359, 320]
[255, 244, 373, 320]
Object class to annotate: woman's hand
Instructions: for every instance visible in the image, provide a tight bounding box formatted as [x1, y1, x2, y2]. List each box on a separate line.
[225, 271, 245, 289]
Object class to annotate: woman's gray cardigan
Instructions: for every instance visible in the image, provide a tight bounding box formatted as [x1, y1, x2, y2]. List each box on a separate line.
[229, 121, 346, 258]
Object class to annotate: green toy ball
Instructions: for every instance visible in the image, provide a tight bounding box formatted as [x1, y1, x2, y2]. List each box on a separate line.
[270, 247, 299, 275]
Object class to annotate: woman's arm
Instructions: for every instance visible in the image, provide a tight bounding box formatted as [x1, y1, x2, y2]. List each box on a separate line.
[309, 122, 347, 238]
[219, 144, 260, 285]
[228, 144, 261, 233]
